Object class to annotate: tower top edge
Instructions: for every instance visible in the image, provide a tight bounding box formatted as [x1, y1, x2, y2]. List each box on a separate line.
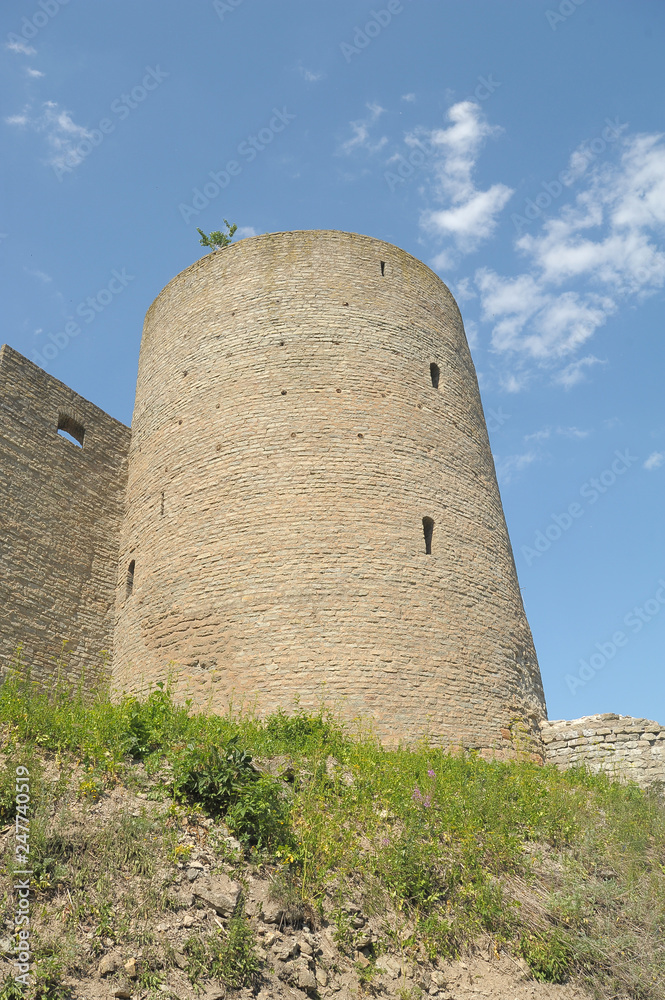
[146, 230, 457, 318]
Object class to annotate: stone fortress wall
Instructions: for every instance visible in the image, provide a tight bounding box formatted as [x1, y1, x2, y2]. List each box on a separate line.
[1, 229, 662, 783]
[0, 344, 130, 690]
[541, 715, 665, 788]
[112, 230, 546, 749]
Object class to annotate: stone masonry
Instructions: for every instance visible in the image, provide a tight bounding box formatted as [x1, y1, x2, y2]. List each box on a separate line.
[0, 344, 131, 690]
[3, 230, 547, 749]
[542, 715, 665, 788]
[112, 230, 546, 748]
[3, 230, 664, 774]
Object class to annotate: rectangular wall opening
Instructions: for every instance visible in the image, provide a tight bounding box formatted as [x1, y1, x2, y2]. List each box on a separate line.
[57, 414, 85, 448]
[422, 517, 434, 555]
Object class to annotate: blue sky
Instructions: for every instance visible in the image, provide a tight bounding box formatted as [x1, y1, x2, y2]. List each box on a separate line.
[2, 0, 664, 725]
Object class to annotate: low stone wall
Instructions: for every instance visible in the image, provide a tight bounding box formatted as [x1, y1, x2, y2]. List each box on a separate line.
[541, 714, 665, 788]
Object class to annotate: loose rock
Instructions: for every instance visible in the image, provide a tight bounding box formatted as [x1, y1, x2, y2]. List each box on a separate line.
[194, 873, 242, 915]
[98, 952, 121, 977]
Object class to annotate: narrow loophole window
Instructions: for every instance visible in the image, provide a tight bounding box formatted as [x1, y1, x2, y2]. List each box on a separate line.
[126, 560, 135, 598]
[422, 517, 434, 555]
[380, 260, 386, 276]
[57, 414, 85, 447]
[430, 363, 440, 389]
[160, 491, 165, 516]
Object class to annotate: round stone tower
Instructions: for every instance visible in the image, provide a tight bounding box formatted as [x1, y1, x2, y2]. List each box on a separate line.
[113, 230, 546, 748]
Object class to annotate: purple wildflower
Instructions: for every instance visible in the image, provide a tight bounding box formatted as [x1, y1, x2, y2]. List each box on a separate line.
[427, 769, 436, 778]
[412, 785, 423, 804]
[423, 795, 432, 808]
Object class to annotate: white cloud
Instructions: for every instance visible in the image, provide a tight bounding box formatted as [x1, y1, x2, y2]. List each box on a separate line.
[475, 270, 546, 350]
[553, 355, 606, 389]
[525, 425, 590, 443]
[6, 39, 36, 56]
[344, 100, 510, 264]
[5, 100, 94, 171]
[415, 101, 513, 261]
[500, 372, 528, 393]
[25, 268, 53, 284]
[366, 102, 385, 119]
[430, 248, 455, 271]
[494, 450, 538, 484]
[517, 139, 665, 293]
[340, 102, 387, 155]
[464, 318, 479, 349]
[236, 226, 257, 238]
[560, 425, 590, 439]
[476, 130, 665, 369]
[426, 186, 513, 246]
[496, 426, 590, 483]
[26, 68, 44, 78]
[298, 64, 324, 83]
[524, 428, 551, 443]
[452, 276, 476, 303]
[476, 266, 616, 360]
[644, 451, 664, 471]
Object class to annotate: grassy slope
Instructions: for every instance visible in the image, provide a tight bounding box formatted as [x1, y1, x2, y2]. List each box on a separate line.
[0, 673, 664, 999]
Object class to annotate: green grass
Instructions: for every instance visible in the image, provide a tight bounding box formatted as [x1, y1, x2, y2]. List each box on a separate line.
[183, 901, 261, 989]
[1, 670, 664, 999]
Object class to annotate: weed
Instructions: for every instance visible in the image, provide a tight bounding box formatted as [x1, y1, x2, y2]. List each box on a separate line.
[268, 871, 317, 929]
[226, 775, 291, 850]
[0, 978, 25, 1000]
[184, 903, 261, 988]
[171, 735, 255, 817]
[0, 679, 663, 999]
[215, 904, 262, 988]
[356, 956, 379, 988]
[264, 707, 338, 752]
[331, 904, 354, 954]
[170, 735, 293, 849]
[183, 931, 209, 984]
[519, 929, 574, 983]
[31, 954, 74, 1000]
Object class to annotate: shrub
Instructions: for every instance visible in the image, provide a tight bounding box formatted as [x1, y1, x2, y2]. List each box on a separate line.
[170, 734, 294, 849]
[120, 683, 185, 758]
[184, 903, 261, 988]
[215, 905, 262, 988]
[519, 930, 574, 983]
[170, 735, 256, 817]
[225, 775, 291, 849]
[264, 707, 338, 752]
